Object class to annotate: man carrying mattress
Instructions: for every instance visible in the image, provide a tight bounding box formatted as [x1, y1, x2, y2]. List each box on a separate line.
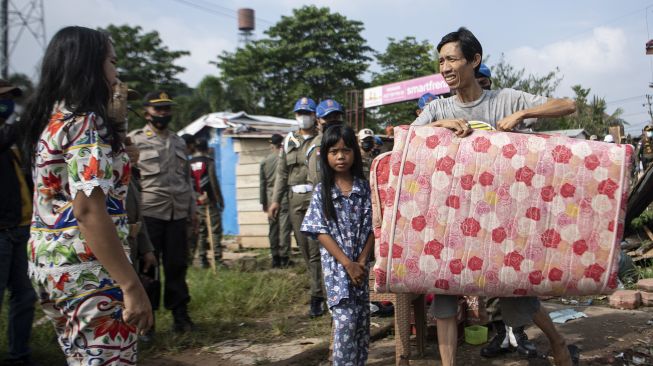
[412, 27, 577, 366]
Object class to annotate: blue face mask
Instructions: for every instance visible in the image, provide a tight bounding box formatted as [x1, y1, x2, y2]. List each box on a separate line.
[0, 99, 15, 119]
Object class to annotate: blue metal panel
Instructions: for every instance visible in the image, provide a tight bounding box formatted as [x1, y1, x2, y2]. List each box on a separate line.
[210, 130, 239, 235]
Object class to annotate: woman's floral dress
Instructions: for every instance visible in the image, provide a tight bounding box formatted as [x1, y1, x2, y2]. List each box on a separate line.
[29, 102, 137, 365]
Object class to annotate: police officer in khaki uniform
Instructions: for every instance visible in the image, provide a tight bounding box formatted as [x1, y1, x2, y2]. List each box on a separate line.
[306, 99, 346, 188]
[268, 97, 325, 317]
[128, 91, 197, 334]
[357, 128, 375, 180]
[260, 134, 292, 268]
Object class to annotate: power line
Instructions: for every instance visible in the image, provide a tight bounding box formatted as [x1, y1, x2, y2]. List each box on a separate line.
[170, 0, 274, 26]
[606, 95, 647, 105]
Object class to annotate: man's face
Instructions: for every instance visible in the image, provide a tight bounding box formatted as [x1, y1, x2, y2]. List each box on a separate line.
[317, 112, 343, 131]
[439, 42, 478, 90]
[145, 105, 172, 120]
[477, 76, 492, 90]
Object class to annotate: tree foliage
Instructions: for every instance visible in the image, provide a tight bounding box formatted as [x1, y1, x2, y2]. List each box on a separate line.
[170, 75, 227, 131]
[491, 54, 562, 97]
[217, 6, 372, 117]
[535, 85, 624, 136]
[368, 37, 439, 130]
[101, 24, 191, 97]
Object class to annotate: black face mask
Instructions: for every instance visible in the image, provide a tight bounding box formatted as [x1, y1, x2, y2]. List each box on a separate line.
[361, 140, 374, 152]
[323, 120, 344, 131]
[150, 115, 172, 129]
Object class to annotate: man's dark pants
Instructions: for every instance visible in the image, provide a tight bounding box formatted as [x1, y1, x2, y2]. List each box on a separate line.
[0, 225, 36, 360]
[143, 217, 191, 311]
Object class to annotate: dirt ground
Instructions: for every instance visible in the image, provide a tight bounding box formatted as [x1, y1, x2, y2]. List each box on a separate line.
[140, 300, 653, 366]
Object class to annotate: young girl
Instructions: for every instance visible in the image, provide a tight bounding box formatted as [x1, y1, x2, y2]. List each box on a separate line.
[301, 124, 375, 365]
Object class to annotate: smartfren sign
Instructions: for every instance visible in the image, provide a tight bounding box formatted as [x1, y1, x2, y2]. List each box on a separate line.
[363, 74, 450, 108]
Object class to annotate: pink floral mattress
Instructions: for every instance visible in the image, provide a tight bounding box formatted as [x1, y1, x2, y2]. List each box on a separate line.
[371, 125, 633, 297]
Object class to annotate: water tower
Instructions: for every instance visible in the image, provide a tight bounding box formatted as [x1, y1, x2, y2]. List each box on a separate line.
[238, 8, 255, 46]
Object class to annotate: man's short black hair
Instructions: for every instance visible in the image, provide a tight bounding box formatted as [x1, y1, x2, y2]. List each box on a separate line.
[437, 27, 483, 73]
[181, 134, 195, 146]
[195, 137, 209, 152]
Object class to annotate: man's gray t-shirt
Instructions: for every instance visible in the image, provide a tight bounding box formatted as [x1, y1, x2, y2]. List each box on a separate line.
[412, 88, 548, 128]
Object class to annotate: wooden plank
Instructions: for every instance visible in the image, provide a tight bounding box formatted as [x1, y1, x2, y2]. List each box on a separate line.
[644, 226, 653, 242]
[239, 235, 270, 249]
[237, 163, 260, 176]
[238, 199, 264, 212]
[238, 153, 269, 165]
[236, 175, 260, 188]
[239, 224, 269, 236]
[239, 235, 298, 248]
[237, 188, 261, 200]
[238, 211, 268, 225]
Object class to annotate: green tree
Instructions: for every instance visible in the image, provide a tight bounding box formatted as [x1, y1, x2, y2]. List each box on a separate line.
[368, 37, 439, 130]
[217, 6, 372, 117]
[535, 84, 624, 136]
[491, 54, 562, 97]
[171, 75, 227, 131]
[101, 24, 191, 98]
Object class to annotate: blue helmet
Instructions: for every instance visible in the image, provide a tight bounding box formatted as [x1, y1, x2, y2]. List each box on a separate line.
[316, 99, 344, 118]
[477, 64, 491, 78]
[417, 92, 439, 110]
[293, 97, 316, 113]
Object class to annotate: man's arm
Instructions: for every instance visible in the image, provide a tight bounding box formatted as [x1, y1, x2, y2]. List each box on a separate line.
[497, 98, 576, 131]
[271, 149, 288, 205]
[259, 159, 268, 209]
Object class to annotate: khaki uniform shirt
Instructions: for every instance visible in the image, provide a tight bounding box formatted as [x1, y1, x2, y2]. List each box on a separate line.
[361, 151, 373, 181]
[306, 133, 323, 187]
[128, 124, 196, 221]
[260, 150, 279, 208]
[272, 132, 316, 204]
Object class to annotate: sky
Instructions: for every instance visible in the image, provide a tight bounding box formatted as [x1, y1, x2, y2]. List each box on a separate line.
[9, 0, 653, 134]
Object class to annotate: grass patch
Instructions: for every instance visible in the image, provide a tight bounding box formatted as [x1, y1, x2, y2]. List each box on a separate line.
[1, 263, 332, 362]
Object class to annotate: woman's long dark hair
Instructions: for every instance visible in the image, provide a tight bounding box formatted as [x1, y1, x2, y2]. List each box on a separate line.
[20, 26, 117, 157]
[319, 124, 364, 221]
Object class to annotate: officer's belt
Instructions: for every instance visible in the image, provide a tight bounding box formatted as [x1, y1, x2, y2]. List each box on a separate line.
[290, 184, 313, 194]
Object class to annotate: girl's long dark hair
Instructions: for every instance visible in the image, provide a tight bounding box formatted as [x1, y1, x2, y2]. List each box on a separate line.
[319, 124, 364, 221]
[20, 26, 117, 157]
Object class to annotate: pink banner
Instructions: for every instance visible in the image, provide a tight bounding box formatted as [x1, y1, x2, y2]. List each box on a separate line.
[363, 74, 450, 108]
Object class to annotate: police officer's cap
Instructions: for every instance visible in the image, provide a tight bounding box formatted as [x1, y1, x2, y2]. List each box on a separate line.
[417, 93, 439, 110]
[293, 97, 316, 113]
[476, 64, 492, 79]
[270, 134, 284, 146]
[316, 99, 344, 118]
[645, 125, 653, 132]
[143, 90, 175, 107]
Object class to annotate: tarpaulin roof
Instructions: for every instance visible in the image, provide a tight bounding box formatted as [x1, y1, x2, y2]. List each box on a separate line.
[177, 111, 297, 136]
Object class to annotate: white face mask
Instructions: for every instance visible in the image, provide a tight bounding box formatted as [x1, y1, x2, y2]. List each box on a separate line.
[296, 115, 315, 129]
[647, 131, 652, 138]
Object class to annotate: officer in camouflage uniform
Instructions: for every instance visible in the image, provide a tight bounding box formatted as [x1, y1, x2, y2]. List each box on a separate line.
[260, 134, 292, 268]
[190, 137, 225, 268]
[268, 97, 325, 317]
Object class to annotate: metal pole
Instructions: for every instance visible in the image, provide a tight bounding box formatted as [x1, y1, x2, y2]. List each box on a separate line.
[1, 0, 8, 79]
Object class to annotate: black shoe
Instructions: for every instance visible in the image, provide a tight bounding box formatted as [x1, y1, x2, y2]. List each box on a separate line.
[279, 256, 293, 268]
[172, 307, 195, 333]
[480, 321, 514, 358]
[272, 256, 281, 268]
[309, 296, 325, 318]
[513, 326, 538, 358]
[139, 328, 155, 343]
